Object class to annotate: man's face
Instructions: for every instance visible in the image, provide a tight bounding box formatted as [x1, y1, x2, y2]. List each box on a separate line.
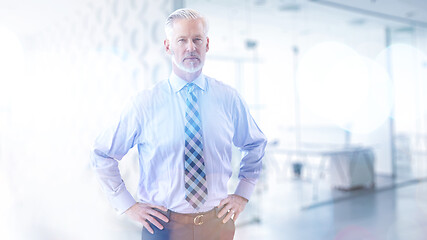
[165, 18, 209, 74]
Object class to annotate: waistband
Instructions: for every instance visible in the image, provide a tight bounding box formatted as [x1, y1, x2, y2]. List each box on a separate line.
[161, 207, 219, 226]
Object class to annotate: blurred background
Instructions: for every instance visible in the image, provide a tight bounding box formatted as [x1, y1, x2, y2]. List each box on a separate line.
[1, 0, 427, 239]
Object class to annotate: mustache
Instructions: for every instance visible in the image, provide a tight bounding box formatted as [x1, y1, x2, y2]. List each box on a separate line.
[184, 53, 200, 58]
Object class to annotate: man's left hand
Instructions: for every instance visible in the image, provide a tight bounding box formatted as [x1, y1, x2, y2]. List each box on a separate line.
[217, 194, 248, 224]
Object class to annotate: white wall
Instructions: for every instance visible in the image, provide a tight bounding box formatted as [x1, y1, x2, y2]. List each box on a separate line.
[0, 0, 174, 239]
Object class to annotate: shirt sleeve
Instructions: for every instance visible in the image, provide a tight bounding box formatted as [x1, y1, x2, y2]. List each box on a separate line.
[231, 91, 267, 201]
[91, 97, 141, 214]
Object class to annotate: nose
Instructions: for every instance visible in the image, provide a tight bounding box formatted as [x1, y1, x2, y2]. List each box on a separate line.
[186, 41, 196, 52]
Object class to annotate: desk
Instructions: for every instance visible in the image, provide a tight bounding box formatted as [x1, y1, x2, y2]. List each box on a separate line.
[269, 145, 375, 199]
[328, 148, 375, 190]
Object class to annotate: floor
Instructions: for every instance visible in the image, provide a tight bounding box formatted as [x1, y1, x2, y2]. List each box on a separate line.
[234, 174, 427, 240]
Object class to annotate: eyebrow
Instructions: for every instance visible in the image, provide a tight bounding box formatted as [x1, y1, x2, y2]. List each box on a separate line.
[176, 34, 204, 39]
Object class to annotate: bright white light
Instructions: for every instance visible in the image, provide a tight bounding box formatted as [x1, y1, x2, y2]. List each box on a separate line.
[297, 42, 368, 127]
[0, 171, 13, 239]
[297, 41, 393, 134]
[0, 25, 25, 108]
[0, 26, 24, 239]
[350, 57, 393, 134]
[376, 43, 427, 133]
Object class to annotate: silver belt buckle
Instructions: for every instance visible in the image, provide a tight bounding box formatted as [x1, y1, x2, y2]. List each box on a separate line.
[193, 214, 204, 225]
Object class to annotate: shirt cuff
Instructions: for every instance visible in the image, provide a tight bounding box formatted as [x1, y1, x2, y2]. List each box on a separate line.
[234, 178, 257, 201]
[109, 189, 137, 215]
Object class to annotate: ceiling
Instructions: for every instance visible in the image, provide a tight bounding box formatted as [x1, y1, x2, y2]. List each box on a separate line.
[1, 0, 427, 38]
[309, 0, 427, 27]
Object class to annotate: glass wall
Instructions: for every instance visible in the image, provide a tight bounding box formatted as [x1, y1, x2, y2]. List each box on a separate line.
[186, 0, 427, 208]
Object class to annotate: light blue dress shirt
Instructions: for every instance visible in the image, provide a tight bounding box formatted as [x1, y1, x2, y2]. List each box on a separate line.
[91, 72, 267, 214]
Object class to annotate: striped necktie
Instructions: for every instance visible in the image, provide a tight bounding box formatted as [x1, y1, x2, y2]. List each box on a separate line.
[184, 83, 208, 209]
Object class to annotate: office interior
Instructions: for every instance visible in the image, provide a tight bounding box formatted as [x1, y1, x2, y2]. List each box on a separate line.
[1, 0, 427, 239]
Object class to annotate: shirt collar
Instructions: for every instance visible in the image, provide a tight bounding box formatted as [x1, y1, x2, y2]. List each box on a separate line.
[169, 72, 207, 93]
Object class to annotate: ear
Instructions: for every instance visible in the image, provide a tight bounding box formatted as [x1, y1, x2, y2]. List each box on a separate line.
[206, 37, 210, 52]
[164, 39, 172, 55]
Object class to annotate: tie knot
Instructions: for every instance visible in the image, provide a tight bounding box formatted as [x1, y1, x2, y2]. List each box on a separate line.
[186, 83, 196, 94]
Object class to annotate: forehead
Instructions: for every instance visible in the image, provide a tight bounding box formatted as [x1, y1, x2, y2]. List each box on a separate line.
[171, 18, 205, 37]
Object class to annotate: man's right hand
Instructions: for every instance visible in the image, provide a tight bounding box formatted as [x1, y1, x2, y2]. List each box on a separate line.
[124, 203, 169, 234]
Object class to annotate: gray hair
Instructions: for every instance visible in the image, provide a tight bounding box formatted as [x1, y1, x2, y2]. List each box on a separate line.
[165, 8, 209, 39]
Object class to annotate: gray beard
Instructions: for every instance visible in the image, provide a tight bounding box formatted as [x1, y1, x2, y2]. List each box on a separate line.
[171, 53, 203, 73]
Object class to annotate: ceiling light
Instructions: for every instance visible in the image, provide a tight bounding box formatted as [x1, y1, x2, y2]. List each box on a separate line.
[278, 3, 301, 12]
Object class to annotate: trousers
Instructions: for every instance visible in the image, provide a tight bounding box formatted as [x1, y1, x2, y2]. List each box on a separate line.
[141, 207, 235, 240]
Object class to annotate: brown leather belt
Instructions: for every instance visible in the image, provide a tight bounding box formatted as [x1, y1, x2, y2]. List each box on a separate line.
[168, 208, 218, 226]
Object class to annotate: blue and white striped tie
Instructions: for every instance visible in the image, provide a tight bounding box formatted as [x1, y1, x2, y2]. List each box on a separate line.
[184, 83, 208, 209]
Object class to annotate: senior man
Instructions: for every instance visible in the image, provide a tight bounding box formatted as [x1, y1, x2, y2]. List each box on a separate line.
[92, 8, 267, 240]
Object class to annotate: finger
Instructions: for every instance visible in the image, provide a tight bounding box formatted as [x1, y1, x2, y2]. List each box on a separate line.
[148, 203, 168, 212]
[222, 211, 234, 224]
[148, 209, 169, 223]
[217, 204, 230, 218]
[146, 215, 164, 230]
[142, 221, 154, 234]
[218, 197, 230, 208]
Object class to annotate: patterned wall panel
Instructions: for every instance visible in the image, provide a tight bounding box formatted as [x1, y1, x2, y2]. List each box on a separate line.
[32, 0, 174, 91]
[11, 1, 176, 239]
